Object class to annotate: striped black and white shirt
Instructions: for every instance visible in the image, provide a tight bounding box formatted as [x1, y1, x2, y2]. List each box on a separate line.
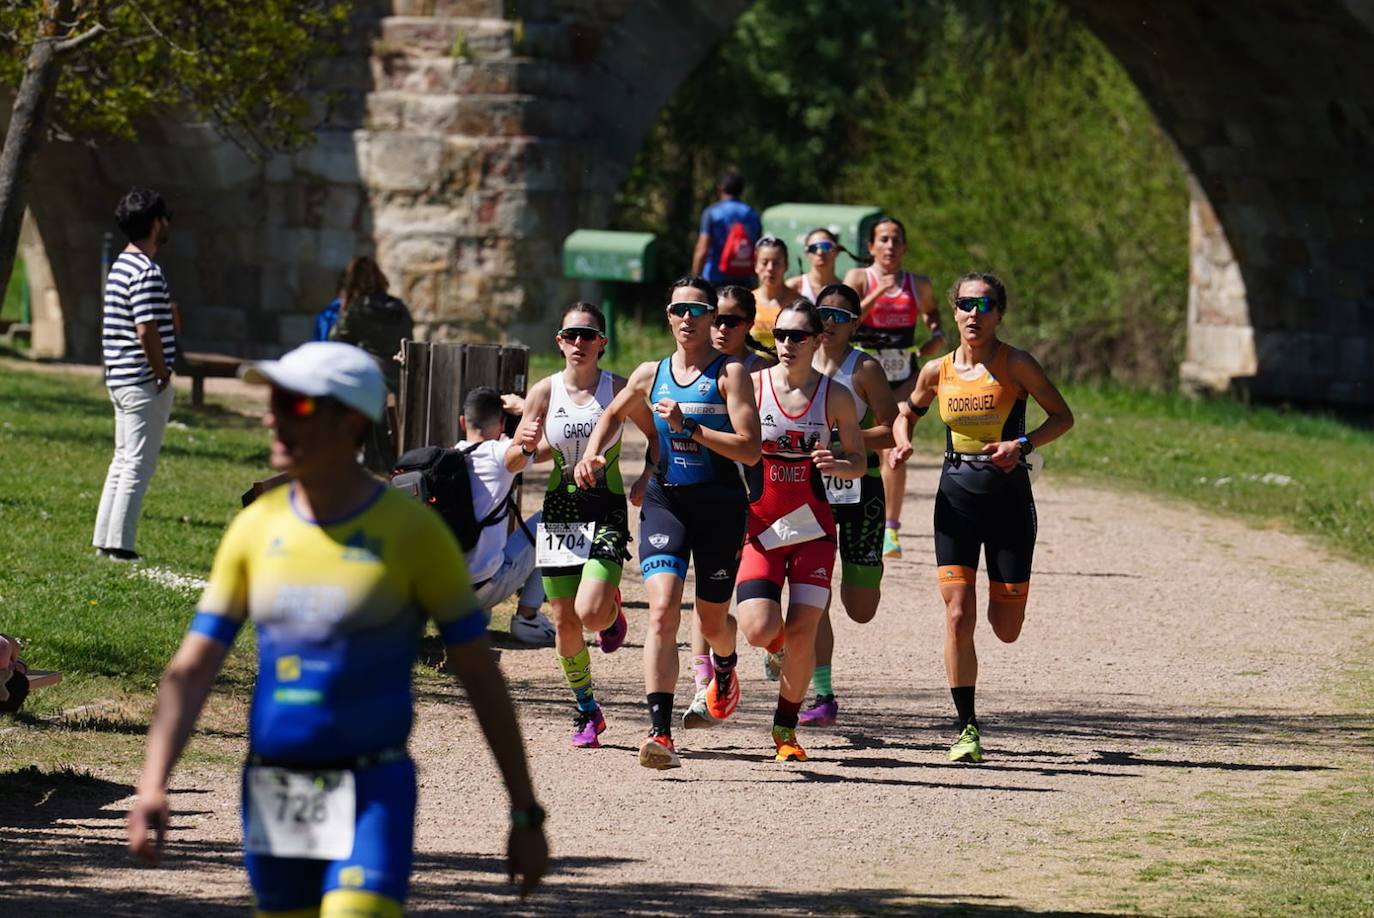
[102, 250, 176, 389]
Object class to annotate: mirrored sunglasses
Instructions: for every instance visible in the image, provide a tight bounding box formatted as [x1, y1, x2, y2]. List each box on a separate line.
[954, 296, 997, 314]
[667, 302, 715, 318]
[712, 314, 749, 330]
[818, 306, 856, 324]
[806, 241, 837, 255]
[558, 326, 603, 342]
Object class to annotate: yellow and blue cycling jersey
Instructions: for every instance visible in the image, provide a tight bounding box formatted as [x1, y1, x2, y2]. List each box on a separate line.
[190, 483, 485, 764]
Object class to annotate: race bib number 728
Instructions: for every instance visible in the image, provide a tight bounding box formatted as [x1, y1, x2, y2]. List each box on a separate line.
[245, 766, 355, 860]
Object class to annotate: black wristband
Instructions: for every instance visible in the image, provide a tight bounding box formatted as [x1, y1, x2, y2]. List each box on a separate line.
[907, 397, 929, 417]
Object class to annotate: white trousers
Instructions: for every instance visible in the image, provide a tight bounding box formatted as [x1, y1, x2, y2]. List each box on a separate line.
[93, 380, 174, 552]
[473, 511, 546, 615]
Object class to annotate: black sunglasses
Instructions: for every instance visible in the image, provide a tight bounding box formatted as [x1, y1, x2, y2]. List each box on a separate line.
[712, 314, 749, 330]
[773, 328, 816, 344]
[954, 296, 997, 314]
[558, 326, 603, 342]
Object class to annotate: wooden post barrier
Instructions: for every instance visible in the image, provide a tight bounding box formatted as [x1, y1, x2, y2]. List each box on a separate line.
[398, 342, 530, 452]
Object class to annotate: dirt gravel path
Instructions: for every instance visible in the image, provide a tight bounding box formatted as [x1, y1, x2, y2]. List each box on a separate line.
[3, 433, 1370, 916]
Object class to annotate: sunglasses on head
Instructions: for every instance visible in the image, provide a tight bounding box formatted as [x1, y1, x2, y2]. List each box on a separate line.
[773, 328, 816, 344]
[955, 296, 998, 314]
[806, 241, 837, 255]
[818, 306, 855, 324]
[271, 389, 322, 419]
[667, 301, 715, 318]
[712, 314, 749, 330]
[558, 326, 603, 342]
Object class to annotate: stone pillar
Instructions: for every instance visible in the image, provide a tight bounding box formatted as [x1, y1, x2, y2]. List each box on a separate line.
[1179, 179, 1256, 394]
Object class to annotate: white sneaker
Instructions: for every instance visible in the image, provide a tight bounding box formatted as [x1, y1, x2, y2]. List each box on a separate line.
[681, 686, 719, 730]
[510, 611, 556, 646]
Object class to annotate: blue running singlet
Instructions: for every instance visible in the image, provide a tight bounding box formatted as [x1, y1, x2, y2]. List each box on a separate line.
[651, 353, 740, 487]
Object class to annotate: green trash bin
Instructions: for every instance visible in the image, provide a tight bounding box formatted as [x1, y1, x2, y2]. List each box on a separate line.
[562, 230, 657, 361]
[760, 203, 884, 280]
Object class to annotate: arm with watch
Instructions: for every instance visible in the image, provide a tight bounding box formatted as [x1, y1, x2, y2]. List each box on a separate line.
[978, 348, 1074, 472]
[655, 359, 761, 466]
[443, 637, 549, 897]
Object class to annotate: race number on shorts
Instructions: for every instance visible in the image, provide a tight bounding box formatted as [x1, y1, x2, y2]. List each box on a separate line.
[824, 474, 861, 505]
[537, 521, 594, 567]
[245, 766, 355, 860]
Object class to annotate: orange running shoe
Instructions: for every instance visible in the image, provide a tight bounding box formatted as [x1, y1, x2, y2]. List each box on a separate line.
[773, 726, 808, 762]
[638, 733, 681, 770]
[705, 666, 741, 721]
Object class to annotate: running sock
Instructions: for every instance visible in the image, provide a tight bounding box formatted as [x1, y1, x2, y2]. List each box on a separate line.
[885, 518, 901, 531]
[773, 696, 802, 730]
[690, 654, 712, 691]
[811, 664, 833, 698]
[951, 685, 977, 729]
[647, 692, 674, 737]
[558, 647, 597, 714]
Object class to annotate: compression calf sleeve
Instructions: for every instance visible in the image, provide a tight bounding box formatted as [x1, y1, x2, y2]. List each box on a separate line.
[811, 664, 833, 698]
[558, 647, 597, 713]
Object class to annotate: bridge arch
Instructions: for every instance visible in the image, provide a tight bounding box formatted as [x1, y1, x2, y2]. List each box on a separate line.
[8, 1, 1372, 407]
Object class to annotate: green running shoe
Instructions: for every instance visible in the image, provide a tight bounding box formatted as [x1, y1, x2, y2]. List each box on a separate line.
[948, 723, 984, 763]
[882, 527, 902, 559]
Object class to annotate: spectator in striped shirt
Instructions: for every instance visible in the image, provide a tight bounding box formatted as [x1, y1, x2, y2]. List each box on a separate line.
[92, 188, 178, 562]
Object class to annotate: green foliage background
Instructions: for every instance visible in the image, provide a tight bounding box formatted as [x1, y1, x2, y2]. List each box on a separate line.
[0, 0, 352, 153]
[614, 0, 1189, 385]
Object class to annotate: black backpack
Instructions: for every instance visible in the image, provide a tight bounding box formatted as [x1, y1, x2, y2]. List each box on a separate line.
[391, 445, 514, 553]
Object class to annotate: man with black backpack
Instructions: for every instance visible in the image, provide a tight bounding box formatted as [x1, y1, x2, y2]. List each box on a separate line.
[453, 387, 553, 645]
[691, 170, 762, 286]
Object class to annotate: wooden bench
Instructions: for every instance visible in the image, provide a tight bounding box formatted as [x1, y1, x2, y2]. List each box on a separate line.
[180, 351, 243, 406]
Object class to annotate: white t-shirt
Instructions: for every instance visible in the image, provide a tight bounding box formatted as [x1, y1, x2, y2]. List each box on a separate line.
[456, 437, 519, 583]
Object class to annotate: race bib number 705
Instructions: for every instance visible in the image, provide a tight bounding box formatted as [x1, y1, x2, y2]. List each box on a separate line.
[824, 474, 861, 505]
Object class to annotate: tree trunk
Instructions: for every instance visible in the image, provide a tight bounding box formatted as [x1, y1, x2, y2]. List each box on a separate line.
[0, 3, 71, 314]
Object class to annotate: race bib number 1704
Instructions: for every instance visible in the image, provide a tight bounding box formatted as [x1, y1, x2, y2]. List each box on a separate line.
[536, 522, 594, 567]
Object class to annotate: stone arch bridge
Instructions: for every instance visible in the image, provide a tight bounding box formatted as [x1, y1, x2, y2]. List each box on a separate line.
[14, 0, 1374, 406]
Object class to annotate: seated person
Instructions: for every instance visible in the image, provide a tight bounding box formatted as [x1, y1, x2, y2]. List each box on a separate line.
[458, 387, 554, 645]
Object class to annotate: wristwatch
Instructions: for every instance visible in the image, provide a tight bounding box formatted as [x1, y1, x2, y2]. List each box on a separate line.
[680, 417, 700, 438]
[511, 802, 546, 829]
[520, 443, 536, 457]
[1016, 435, 1033, 455]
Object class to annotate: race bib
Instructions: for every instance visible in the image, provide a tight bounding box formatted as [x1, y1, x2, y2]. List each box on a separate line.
[536, 522, 594, 567]
[824, 474, 861, 505]
[877, 348, 912, 383]
[757, 503, 826, 551]
[245, 766, 355, 860]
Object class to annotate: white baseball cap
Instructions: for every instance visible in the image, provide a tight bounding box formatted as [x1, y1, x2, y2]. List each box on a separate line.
[240, 341, 387, 422]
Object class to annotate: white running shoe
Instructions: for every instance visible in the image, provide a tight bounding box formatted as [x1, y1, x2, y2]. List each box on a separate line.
[510, 611, 556, 646]
[682, 685, 720, 729]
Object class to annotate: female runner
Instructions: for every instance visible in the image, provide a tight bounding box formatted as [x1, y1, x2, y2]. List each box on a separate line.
[891, 273, 1073, 763]
[843, 216, 945, 559]
[791, 282, 904, 727]
[785, 227, 865, 303]
[736, 301, 865, 762]
[682, 285, 777, 728]
[576, 277, 761, 769]
[751, 235, 804, 349]
[508, 303, 658, 748]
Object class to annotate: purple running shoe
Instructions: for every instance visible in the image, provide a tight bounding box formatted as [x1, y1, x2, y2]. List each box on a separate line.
[571, 705, 607, 748]
[798, 694, 839, 728]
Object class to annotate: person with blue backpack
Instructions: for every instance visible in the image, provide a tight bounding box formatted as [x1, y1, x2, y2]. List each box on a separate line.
[691, 170, 763, 286]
